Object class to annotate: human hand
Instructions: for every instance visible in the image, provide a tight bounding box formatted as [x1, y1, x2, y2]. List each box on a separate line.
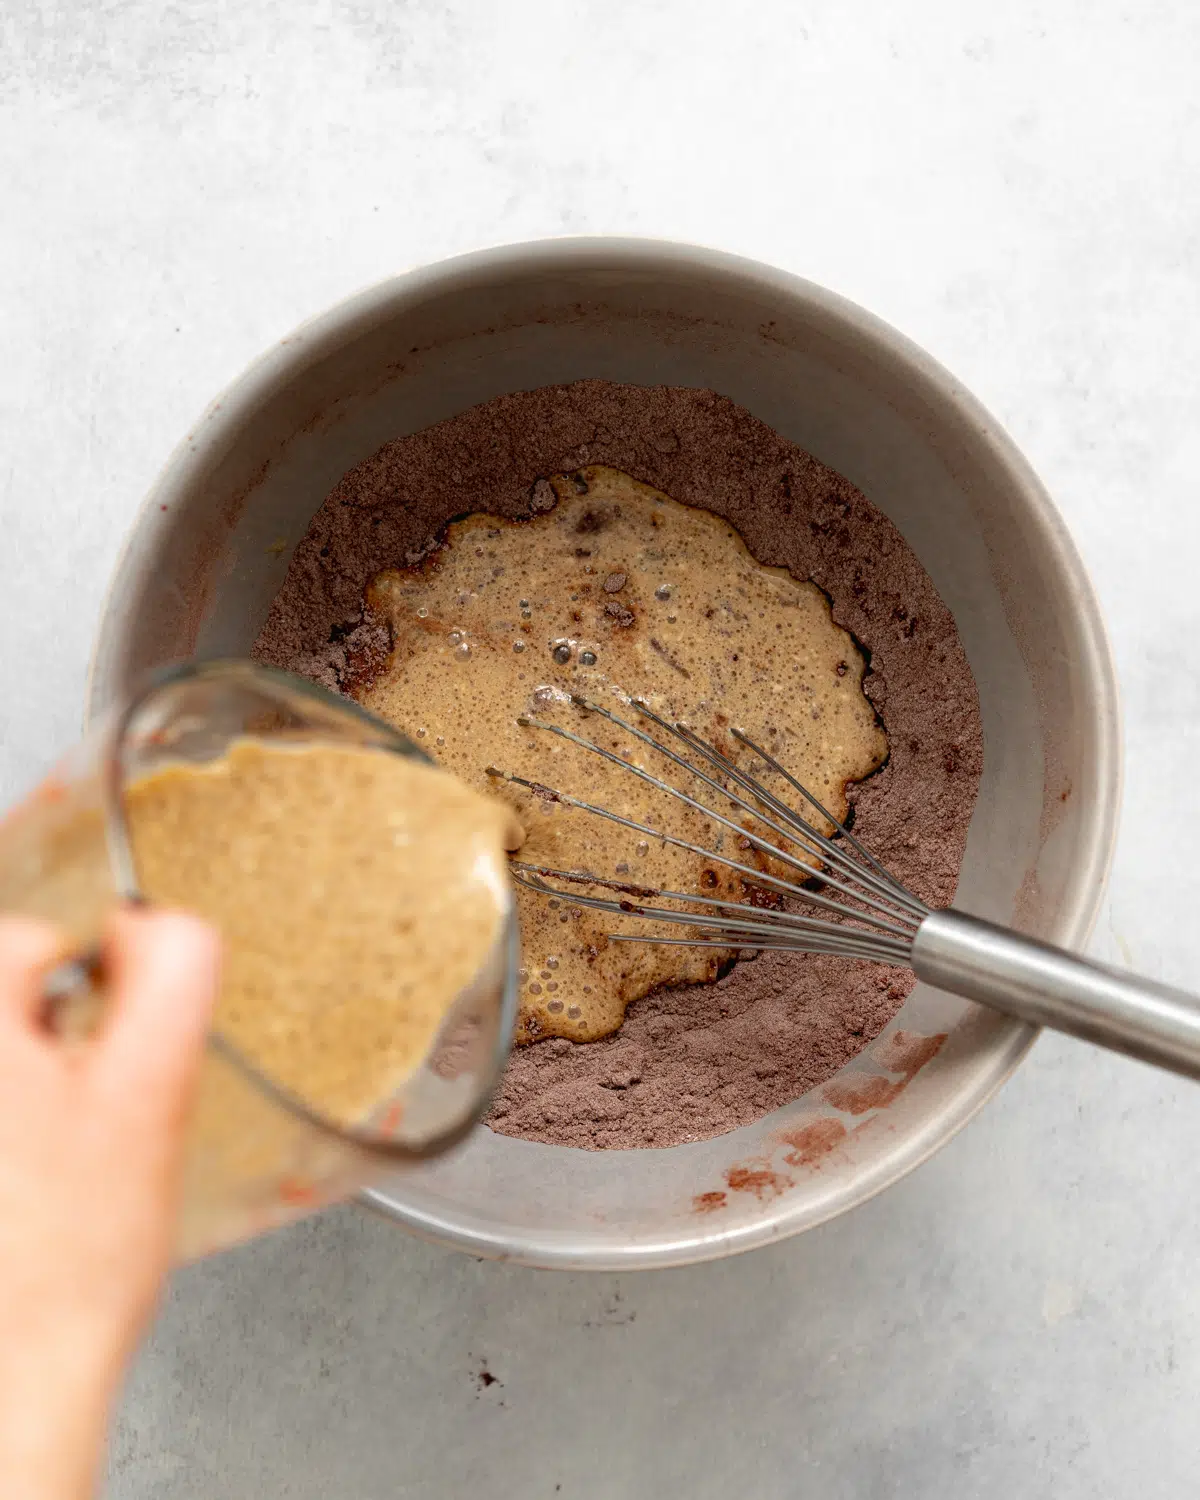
[0, 908, 219, 1500]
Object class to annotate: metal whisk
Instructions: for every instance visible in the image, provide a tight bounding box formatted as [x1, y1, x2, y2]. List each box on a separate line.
[489, 697, 1200, 1082]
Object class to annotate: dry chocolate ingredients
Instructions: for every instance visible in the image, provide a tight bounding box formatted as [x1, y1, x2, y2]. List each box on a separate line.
[255, 381, 982, 1150]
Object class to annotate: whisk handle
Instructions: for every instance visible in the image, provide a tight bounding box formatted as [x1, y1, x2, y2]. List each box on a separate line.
[912, 908, 1200, 1080]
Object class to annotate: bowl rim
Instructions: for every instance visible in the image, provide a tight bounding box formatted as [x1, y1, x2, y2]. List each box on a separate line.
[88, 236, 1123, 1269]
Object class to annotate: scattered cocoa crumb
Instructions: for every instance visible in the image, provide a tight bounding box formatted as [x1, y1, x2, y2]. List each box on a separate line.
[529, 478, 556, 512]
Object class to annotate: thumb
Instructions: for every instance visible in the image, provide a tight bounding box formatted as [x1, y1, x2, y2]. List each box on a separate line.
[91, 907, 220, 1141]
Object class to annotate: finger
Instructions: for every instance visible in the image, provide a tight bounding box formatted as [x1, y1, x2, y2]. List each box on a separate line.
[91, 907, 220, 1139]
[0, 914, 70, 1032]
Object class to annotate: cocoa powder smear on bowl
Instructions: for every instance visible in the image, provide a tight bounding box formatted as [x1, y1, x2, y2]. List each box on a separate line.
[255, 381, 983, 1150]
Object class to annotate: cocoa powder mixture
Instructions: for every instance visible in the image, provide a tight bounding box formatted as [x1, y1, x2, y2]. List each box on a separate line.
[255, 381, 983, 1150]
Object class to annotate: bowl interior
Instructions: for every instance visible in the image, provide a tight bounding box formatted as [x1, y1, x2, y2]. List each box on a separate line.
[90, 242, 1119, 1267]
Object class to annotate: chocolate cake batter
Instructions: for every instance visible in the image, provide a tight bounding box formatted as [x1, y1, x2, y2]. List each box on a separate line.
[255, 381, 983, 1150]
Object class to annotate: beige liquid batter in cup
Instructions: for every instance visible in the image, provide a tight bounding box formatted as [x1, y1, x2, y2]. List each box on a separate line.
[129, 740, 519, 1124]
[0, 731, 519, 1251]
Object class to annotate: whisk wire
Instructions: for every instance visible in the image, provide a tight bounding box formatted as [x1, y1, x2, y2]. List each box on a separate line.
[510, 708, 921, 932]
[729, 726, 898, 889]
[490, 699, 936, 965]
[510, 863, 914, 952]
[614, 697, 919, 919]
[511, 870, 911, 963]
[493, 765, 909, 934]
[628, 700, 925, 921]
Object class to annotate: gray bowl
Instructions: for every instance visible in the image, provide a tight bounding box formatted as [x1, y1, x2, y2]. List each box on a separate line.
[89, 239, 1120, 1269]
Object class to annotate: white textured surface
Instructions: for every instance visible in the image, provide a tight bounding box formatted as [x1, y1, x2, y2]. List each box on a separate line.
[3, 2, 1200, 1494]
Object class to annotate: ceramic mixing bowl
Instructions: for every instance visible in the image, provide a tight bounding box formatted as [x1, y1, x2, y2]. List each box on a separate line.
[89, 239, 1120, 1268]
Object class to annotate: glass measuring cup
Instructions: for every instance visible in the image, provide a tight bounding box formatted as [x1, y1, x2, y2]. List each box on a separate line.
[0, 660, 519, 1258]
